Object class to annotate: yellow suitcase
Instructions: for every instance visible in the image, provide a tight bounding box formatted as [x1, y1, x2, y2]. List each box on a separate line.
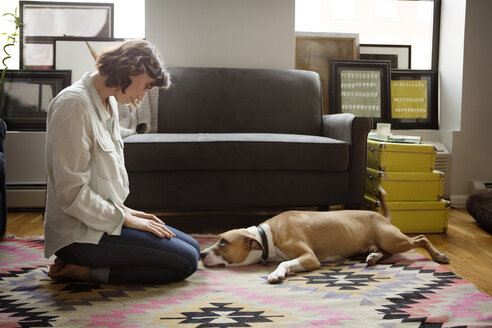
[367, 139, 436, 172]
[364, 196, 450, 233]
[365, 167, 444, 201]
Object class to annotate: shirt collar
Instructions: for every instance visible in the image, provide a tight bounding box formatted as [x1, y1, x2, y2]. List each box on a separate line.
[84, 72, 112, 123]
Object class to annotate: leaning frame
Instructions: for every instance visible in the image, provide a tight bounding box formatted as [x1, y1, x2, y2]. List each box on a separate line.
[0, 69, 71, 131]
[329, 59, 391, 128]
[390, 70, 438, 130]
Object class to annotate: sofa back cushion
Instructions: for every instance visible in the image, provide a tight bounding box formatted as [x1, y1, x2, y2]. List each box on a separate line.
[157, 67, 323, 135]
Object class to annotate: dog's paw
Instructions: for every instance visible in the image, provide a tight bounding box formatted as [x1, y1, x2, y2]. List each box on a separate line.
[365, 252, 383, 265]
[267, 268, 287, 284]
[365, 254, 377, 266]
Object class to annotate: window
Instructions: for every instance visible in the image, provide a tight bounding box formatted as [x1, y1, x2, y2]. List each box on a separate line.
[0, 0, 145, 70]
[295, 0, 440, 70]
[295, 0, 441, 129]
[20, 1, 115, 69]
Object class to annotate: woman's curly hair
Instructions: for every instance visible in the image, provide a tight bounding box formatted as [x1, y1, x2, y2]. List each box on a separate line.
[96, 40, 171, 94]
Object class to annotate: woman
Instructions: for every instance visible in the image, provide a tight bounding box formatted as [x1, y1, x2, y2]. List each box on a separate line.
[44, 40, 200, 284]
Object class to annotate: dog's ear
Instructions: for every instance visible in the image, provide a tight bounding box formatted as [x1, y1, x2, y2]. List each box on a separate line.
[243, 237, 264, 252]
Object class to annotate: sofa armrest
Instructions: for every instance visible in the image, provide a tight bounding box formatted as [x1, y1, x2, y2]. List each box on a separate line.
[322, 113, 373, 207]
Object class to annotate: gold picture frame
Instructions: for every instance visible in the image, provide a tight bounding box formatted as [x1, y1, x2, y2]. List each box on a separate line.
[390, 70, 438, 129]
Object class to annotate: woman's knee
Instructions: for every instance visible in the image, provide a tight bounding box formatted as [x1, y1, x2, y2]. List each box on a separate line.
[107, 247, 199, 284]
[178, 245, 200, 280]
[186, 245, 200, 271]
[181, 263, 197, 280]
[169, 227, 201, 253]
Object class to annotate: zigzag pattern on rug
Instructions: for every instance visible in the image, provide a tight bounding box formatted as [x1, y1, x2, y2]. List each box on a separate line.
[1, 236, 492, 327]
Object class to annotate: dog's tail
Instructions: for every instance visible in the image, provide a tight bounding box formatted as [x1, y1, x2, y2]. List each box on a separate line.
[376, 185, 391, 221]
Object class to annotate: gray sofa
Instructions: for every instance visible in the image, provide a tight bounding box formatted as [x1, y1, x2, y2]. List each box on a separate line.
[123, 67, 372, 211]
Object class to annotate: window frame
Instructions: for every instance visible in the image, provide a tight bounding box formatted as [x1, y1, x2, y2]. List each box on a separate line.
[19, 1, 114, 69]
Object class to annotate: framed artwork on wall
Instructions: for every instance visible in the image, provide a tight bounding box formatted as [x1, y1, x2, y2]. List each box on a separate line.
[295, 32, 359, 115]
[329, 59, 391, 127]
[360, 44, 412, 69]
[0, 70, 71, 131]
[390, 70, 438, 129]
[20, 1, 114, 69]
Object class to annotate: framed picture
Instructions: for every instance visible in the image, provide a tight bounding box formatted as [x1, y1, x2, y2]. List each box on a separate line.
[360, 44, 411, 69]
[20, 1, 114, 69]
[329, 60, 391, 127]
[390, 70, 438, 129]
[295, 32, 359, 115]
[54, 38, 125, 83]
[0, 70, 71, 131]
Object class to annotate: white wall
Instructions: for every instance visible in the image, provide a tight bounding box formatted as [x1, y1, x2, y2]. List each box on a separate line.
[438, 0, 465, 136]
[145, 0, 295, 69]
[448, 0, 492, 206]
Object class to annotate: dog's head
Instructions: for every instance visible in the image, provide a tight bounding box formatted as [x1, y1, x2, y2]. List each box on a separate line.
[200, 229, 265, 267]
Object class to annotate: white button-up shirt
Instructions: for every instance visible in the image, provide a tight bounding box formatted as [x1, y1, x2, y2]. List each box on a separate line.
[44, 72, 129, 258]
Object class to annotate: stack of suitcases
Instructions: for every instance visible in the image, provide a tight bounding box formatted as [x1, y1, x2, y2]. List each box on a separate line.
[364, 139, 450, 233]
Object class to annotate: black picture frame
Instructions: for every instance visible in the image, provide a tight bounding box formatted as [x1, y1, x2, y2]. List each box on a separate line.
[360, 44, 411, 69]
[0, 70, 71, 131]
[329, 59, 391, 127]
[390, 70, 438, 130]
[20, 1, 114, 69]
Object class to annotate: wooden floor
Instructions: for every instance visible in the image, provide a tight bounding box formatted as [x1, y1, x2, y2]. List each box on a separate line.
[4, 208, 492, 296]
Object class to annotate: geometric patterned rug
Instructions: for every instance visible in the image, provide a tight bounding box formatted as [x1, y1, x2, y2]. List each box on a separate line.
[1, 236, 492, 328]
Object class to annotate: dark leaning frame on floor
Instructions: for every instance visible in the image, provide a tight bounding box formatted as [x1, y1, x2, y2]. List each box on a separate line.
[0, 69, 71, 131]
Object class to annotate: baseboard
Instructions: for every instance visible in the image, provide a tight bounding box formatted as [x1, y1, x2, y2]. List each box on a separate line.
[450, 195, 468, 209]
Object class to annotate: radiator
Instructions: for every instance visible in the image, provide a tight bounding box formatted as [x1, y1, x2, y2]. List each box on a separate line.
[5, 131, 47, 208]
[471, 181, 492, 194]
[428, 142, 451, 199]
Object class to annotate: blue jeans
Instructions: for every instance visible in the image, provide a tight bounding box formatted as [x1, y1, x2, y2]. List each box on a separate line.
[55, 226, 200, 284]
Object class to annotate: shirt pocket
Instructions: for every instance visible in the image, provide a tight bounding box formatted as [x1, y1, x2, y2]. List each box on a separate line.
[95, 135, 120, 180]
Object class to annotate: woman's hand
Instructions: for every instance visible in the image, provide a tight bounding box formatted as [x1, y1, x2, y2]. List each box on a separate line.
[122, 205, 175, 239]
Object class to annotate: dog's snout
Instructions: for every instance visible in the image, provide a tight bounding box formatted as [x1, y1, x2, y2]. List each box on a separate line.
[200, 252, 207, 260]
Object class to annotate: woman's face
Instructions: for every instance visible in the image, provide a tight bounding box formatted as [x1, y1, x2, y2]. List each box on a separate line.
[115, 73, 155, 107]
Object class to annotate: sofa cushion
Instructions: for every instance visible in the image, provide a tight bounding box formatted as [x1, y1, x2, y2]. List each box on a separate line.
[158, 67, 323, 135]
[124, 133, 349, 172]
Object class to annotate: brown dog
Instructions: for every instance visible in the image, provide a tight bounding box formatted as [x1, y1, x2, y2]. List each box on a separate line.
[200, 189, 450, 284]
